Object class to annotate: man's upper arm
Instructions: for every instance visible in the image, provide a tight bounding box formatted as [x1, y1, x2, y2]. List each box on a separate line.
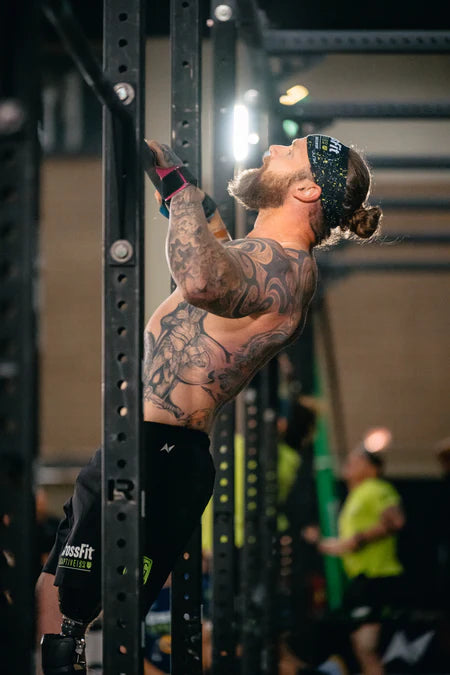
[374, 483, 405, 531]
[194, 238, 315, 319]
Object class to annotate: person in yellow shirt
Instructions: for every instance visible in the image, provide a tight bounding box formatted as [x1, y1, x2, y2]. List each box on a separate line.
[319, 445, 405, 675]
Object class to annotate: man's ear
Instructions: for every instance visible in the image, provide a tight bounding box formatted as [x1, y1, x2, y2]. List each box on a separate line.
[292, 181, 322, 204]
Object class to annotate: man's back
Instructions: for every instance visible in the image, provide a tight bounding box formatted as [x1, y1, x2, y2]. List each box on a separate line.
[143, 237, 317, 432]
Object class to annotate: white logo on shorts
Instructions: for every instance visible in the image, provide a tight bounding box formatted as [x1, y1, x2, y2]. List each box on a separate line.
[61, 543, 94, 560]
[160, 443, 175, 453]
[58, 542, 95, 571]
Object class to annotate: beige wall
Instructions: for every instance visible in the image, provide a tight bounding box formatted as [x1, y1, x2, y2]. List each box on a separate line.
[39, 40, 450, 479]
[40, 158, 102, 462]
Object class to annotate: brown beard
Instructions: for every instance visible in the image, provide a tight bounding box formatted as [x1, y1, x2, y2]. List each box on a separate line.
[228, 163, 334, 246]
[227, 165, 311, 211]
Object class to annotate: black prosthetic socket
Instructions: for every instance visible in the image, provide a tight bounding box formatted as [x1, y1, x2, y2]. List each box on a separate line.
[41, 633, 86, 675]
[41, 615, 88, 674]
[59, 584, 101, 625]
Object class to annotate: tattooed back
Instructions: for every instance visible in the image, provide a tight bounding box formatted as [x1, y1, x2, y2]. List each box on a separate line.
[143, 238, 317, 433]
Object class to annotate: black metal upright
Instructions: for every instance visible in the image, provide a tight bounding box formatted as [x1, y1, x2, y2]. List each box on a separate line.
[170, 2, 203, 674]
[242, 376, 264, 675]
[259, 360, 279, 674]
[211, 0, 237, 230]
[211, 403, 237, 673]
[210, 1, 238, 673]
[0, 2, 39, 673]
[102, 1, 146, 673]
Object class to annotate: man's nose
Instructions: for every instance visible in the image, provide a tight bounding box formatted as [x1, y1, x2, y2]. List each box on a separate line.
[269, 144, 288, 156]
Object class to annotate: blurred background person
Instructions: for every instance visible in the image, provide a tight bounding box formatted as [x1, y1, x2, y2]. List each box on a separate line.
[433, 436, 450, 662]
[35, 487, 60, 580]
[435, 436, 450, 614]
[316, 429, 405, 675]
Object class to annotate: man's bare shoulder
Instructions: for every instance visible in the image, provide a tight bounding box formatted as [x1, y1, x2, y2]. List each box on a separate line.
[224, 236, 317, 302]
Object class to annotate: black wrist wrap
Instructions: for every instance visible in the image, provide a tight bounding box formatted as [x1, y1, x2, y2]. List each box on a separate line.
[159, 166, 198, 202]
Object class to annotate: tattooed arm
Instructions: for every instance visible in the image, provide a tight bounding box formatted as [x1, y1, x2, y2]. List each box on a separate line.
[168, 186, 316, 319]
[206, 208, 232, 243]
[146, 139, 232, 243]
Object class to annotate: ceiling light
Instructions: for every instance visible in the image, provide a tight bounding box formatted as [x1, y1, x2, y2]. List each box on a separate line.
[279, 84, 309, 106]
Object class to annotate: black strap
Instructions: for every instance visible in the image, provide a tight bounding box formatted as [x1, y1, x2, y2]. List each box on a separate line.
[159, 166, 198, 201]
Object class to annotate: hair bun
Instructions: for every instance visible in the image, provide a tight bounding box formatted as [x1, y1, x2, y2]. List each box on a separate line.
[346, 205, 382, 239]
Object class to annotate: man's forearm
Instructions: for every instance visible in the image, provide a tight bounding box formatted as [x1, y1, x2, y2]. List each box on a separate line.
[352, 514, 404, 550]
[167, 186, 239, 304]
[207, 208, 232, 242]
[144, 659, 167, 675]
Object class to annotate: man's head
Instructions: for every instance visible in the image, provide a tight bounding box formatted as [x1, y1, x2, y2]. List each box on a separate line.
[342, 445, 385, 485]
[228, 135, 382, 246]
[435, 436, 450, 475]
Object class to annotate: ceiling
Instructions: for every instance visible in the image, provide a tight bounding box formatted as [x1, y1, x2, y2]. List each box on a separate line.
[42, 0, 450, 44]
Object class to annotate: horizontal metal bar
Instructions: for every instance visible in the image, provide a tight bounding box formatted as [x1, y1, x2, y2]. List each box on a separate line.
[368, 156, 450, 169]
[377, 197, 450, 209]
[319, 260, 450, 273]
[277, 101, 450, 119]
[264, 30, 450, 54]
[380, 232, 450, 244]
[328, 232, 450, 253]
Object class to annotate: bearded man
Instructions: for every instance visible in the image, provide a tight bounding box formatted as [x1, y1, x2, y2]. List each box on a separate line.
[37, 135, 382, 674]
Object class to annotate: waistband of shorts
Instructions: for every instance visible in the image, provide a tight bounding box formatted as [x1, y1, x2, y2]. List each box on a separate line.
[143, 421, 210, 449]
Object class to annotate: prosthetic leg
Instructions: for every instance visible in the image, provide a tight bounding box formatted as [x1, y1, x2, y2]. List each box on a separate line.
[40, 424, 215, 674]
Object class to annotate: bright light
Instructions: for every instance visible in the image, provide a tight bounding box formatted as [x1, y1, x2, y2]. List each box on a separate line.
[279, 84, 309, 106]
[364, 427, 393, 453]
[248, 132, 260, 145]
[244, 89, 259, 104]
[233, 104, 249, 162]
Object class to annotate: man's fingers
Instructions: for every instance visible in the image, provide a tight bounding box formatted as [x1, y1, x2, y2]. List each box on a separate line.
[144, 139, 183, 168]
[159, 143, 183, 167]
[145, 139, 167, 167]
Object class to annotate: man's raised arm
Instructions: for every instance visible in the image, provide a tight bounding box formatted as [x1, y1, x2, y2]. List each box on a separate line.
[168, 186, 306, 319]
[145, 139, 232, 243]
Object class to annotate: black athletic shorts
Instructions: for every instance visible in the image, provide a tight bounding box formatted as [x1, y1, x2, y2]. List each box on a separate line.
[342, 573, 407, 626]
[43, 422, 215, 617]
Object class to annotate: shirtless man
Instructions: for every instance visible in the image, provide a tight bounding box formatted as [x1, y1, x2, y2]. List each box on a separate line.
[37, 135, 382, 674]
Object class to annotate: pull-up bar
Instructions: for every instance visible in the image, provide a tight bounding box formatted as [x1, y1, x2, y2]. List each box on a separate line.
[42, 0, 160, 187]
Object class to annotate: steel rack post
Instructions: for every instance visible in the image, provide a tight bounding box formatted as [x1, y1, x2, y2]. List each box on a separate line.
[241, 376, 264, 674]
[210, 2, 238, 672]
[259, 360, 279, 674]
[211, 404, 237, 674]
[102, 0, 146, 673]
[0, 1, 39, 673]
[169, 2, 203, 673]
[211, 0, 237, 232]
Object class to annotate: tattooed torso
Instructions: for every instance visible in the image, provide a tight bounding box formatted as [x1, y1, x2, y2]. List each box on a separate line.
[143, 235, 317, 433]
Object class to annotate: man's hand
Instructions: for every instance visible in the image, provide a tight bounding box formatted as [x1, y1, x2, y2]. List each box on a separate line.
[301, 525, 321, 544]
[145, 139, 182, 169]
[319, 536, 358, 556]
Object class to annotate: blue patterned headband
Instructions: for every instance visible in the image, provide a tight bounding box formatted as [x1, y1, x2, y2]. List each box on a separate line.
[306, 135, 349, 229]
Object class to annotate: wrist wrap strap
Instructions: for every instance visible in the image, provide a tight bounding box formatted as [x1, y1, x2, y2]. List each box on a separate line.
[158, 190, 217, 221]
[155, 165, 198, 201]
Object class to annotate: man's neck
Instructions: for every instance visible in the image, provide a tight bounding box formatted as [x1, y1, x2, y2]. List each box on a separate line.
[348, 474, 376, 491]
[247, 207, 314, 252]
